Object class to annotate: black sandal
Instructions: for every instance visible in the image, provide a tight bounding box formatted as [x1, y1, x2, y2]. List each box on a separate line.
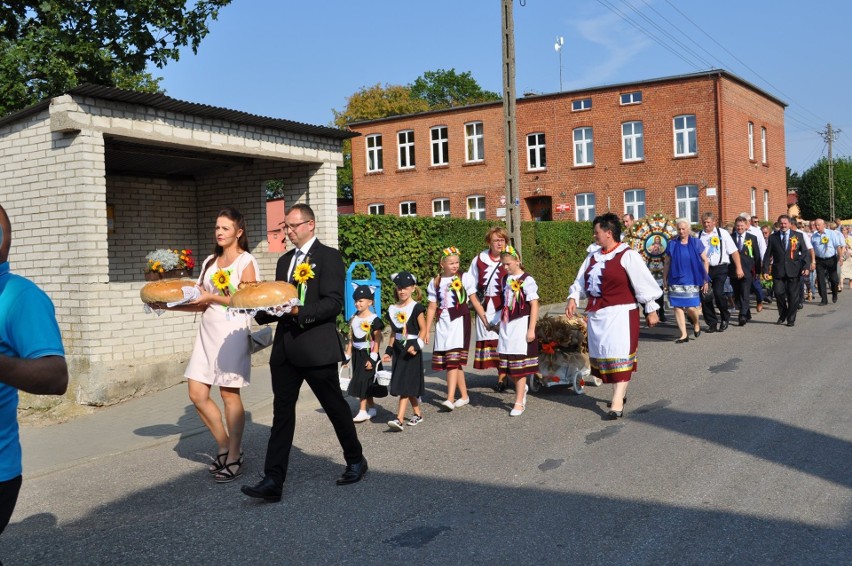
[208, 451, 228, 474]
[214, 457, 243, 483]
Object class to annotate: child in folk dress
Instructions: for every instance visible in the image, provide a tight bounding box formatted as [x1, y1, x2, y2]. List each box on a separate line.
[425, 247, 484, 410]
[343, 284, 385, 423]
[382, 272, 428, 431]
[496, 246, 540, 417]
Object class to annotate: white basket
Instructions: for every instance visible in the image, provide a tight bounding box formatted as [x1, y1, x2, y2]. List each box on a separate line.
[338, 365, 351, 392]
[375, 369, 392, 387]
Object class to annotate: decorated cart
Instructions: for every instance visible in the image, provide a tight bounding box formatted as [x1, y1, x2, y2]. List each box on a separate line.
[531, 314, 595, 394]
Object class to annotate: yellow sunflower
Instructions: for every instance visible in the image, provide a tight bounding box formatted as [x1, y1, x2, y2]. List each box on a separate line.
[212, 269, 231, 292]
[293, 262, 315, 285]
[509, 278, 522, 293]
[710, 236, 720, 247]
[360, 320, 372, 333]
[822, 236, 829, 244]
[395, 311, 407, 325]
[450, 277, 463, 292]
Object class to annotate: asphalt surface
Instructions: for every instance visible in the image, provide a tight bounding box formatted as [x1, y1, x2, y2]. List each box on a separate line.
[2, 300, 850, 565]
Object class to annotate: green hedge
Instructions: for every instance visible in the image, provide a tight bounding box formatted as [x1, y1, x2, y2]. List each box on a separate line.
[338, 216, 593, 312]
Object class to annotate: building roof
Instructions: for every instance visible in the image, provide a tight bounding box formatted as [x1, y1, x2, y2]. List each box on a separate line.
[348, 69, 787, 127]
[0, 83, 358, 140]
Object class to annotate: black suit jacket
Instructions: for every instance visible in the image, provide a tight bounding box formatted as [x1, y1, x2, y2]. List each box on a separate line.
[763, 230, 808, 279]
[730, 231, 761, 276]
[256, 239, 345, 367]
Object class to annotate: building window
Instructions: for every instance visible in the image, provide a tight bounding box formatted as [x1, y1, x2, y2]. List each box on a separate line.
[432, 198, 450, 217]
[751, 187, 757, 217]
[366, 134, 383, 172]
[467, 195, 486, 220]
[572, 98, 592, 111]
[573, 127, 594, 166]
[622, 121, 644, 162]
[465, 122, 484, 162]
[575, 193, 595, 221]
[675, 184, 699, 224]
[397, 130, 415, 169]
[624, 189, 646, 219]
[763, 190, 769, 220]
[673, 115, 697, 157]
[431, 126, 448, 166]
[368, 203, 385, 215]
[748, 122, 754, 160]
[620, 91, 642, 105]
[527, 133, 546, 170]
[761, 127, 767, 164]
[400, 201, 417, 217]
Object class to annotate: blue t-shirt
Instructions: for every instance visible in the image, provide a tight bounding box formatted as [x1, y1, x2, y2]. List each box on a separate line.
[0, 262, 65, 481]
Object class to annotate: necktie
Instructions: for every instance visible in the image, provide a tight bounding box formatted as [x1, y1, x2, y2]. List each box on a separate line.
[736, 233, 742, 251]
[289, 251, 303, 282]
[781, 232, 787, 250]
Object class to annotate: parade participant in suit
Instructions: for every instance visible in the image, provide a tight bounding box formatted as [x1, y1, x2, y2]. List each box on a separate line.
[763, 214, 810, 327]
[698, 212, 743, 333]
[731, 216, 761, 326]
[811, 218, 846, 305]
[746, 213, 767, 310]
[242, 204, 366, 503]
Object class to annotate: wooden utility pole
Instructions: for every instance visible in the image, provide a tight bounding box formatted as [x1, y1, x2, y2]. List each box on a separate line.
[501, 0, 522, 254]
[819, 123, 840, 220]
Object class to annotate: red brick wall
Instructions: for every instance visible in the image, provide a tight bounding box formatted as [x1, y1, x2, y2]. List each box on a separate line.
[350, 72, 786, 226]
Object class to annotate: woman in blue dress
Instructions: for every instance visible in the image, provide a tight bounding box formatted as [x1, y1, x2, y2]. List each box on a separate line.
[663, 219, 710, 343]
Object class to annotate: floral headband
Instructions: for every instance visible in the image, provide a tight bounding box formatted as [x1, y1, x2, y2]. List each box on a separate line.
[502, 245, 519, 259]
[441, 246, 460, 259]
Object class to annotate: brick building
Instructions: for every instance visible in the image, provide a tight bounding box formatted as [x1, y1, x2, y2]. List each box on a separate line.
[0, 85, 352, 406]
[349, 70, 786, 225]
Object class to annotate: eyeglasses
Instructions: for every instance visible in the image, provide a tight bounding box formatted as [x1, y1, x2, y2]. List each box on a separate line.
[283, 220, 312, 231]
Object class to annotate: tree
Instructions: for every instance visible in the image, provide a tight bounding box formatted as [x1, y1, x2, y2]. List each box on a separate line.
[786, 166, 800, 189]
[409, 68, 501, 109]
[0, 1, 231, 115]
[797, 157, 852, 220]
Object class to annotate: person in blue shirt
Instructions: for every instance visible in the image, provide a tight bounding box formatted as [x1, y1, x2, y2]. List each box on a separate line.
[811, 218, 846, 304]
[0, 204, 68, 535]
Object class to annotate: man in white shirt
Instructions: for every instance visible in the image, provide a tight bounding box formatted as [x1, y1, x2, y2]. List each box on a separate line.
[743, 213, 767, 310]
[698, 212, 743, 332]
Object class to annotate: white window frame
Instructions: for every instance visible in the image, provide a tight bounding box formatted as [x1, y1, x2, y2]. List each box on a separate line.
[673, 115, 697, 157]
[527, 132, 546, 170]
[622, 121, 644, 162]
[624, 189, 646, 219]
[399, 201, 417, 217]
[432, 198, 450, 218]
[366, 134, 383, 172]
[748, 122, 754, 160]
[431, 125, 448, 166]
[761, 127, 767, 164]
[573, 127, 594, 166]
[575, 193, 595, 221]
[763, 190, 769, 220]
[467, 195, 486, 220]
[751, 187, 757, 217]
[464, 121, 484, 163]
[397, 130, 415, 169]
[675, 184, 699, 224]
[367, 203, 385, 215]
[620, 91, 642, 105]
[572, 98, 592, 111]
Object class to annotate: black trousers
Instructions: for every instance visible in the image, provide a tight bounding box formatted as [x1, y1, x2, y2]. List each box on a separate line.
[263, 362, 363, 485]
[0, 475, 22, 535]
[774, 276, 802, 323]
[815, 256, 840, 300]
[702, 264, 730, 327]
[731, 272, 753, 319]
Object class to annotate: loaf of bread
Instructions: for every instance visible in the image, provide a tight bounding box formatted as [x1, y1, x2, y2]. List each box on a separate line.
[230, 281, 298, 308]
[140, 279, 198, 304]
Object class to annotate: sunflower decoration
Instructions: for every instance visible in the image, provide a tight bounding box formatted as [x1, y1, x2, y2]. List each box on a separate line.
[821, 235, 829, 245]
[395, 311, 407, 326]
[211, 268, 235, 296]
[508, 276, 525, 310]
[744, 238, 753, 256]
[449, 276, 467, 304]
[710, 236, 720, 247]
[293, 261, 315, 304]
[359, 320, 372, 334]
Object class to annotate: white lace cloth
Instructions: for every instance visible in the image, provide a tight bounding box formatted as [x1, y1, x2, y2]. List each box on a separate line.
[143, 286, 201, 316]
[227, 298, 301, 317]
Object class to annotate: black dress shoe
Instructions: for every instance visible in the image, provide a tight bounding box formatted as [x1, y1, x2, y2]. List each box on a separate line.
[605, 410, 623, 420]
[674, 337, 689, 344]
[819, 300, 828, 306]
[833, 294, 838, 303]
[738, 317, 747, 326]
[337, 458, 368, 485]
[694, 328, 701, 338]
[776, 318, 785, 325]
[787, 320, 795, 327]
[705, 326, 717, 333]
[241, 476, 283, 503]
[718, 322, 728, 332]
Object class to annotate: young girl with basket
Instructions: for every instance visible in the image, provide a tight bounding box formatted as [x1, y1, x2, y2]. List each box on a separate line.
[382, 272, 427, 431]
[425, 247, 484, 411]
[343, 284, 385, 423]
[496, 246, 539, 417]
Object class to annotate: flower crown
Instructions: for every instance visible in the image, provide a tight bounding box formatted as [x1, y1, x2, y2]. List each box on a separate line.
[502, 245, 519, 259]
[441, 246, 460, 258]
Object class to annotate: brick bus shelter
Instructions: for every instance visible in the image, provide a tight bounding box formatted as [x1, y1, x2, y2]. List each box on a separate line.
[0, 85, 356, 408]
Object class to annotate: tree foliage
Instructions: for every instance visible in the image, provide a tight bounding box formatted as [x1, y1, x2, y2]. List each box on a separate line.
[409, 68, 501, 109]
[0, 0, 231, 115]
[797, 157, 852, 220]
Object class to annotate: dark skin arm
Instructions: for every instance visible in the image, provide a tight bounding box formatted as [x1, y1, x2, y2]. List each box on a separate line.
[0, 354, 68, 395]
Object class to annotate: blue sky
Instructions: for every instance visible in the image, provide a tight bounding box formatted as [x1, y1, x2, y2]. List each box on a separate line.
[153, 0, 851, 175]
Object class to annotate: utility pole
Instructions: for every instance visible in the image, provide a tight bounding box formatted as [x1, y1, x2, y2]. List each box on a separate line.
[819, 123, 841, 220]
[501, 0, 522, 254]
[554, 36, 564, 92]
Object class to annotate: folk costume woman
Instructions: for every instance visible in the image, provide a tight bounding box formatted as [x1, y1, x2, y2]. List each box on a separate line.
[566, 213, 661, 420]
[467, 227, 508, 385]
[345, 284, 385, 423]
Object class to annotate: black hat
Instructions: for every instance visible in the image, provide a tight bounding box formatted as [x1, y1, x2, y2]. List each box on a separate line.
[351, 284, 375, 301]
[391, 271, 417, 288]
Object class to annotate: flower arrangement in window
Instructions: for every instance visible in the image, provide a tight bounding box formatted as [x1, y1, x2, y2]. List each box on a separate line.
[144, 248, 195, 277]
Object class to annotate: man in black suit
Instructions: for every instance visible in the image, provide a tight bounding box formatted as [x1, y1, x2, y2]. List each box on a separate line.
[242, 204, 366, 503]
[731, 216, 761, 325]
[762, 214, 810, 327]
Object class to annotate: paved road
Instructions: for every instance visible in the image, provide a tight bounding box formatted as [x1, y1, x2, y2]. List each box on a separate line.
[1, 300, 850, 565]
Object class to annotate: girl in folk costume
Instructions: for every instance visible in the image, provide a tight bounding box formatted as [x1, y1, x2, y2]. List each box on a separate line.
[566, 213, 662, 420]
[425, 247, 484, 411]
[467, 227, 508, 389]
[496, 246, 539, 417]
[343, 284, 385, 423]
[382, 271, 428, 431]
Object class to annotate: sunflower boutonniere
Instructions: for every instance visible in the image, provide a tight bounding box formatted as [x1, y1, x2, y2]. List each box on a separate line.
[211, 268, 235, 296]
[449, 275, 467, 304]
[744, 238, 753, 255]
[710, 235, 720, 247]
[359, 320, 372, 334]
[821, 235, 830, 245]
[508, 276, 525, 309]
[293, 261, 315, 303]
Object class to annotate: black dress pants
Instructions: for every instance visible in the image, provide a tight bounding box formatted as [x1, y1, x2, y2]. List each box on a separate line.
[774, 276, 802, 323]
[815, 256, 839, 300]
[731, 272, 753, 319]
[702, 264, 730, 327]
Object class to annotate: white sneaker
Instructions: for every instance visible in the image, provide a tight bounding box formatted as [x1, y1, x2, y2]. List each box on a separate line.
[353, 411, 370, 423]
[509, 404, 525, 417]
[387, 418, 404, 431]
[440, 400, 456, 411]
[366, 407, 377, 417]
[453, 398, 470, 408]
